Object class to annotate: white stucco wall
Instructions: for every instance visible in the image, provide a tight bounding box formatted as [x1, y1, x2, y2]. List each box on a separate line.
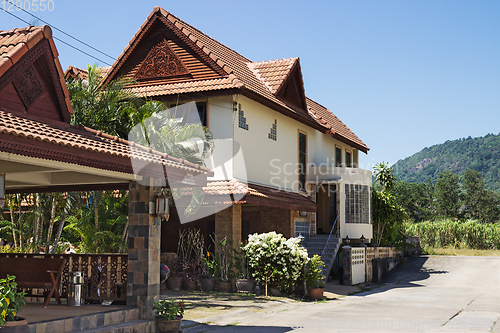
[309, 167, 373, 241]
[203, 94, 372, 240]
[229, 95, 365, 191]
[205, 96, 235, 180]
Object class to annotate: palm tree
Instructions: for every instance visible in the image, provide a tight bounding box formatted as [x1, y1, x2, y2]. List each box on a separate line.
[50, 192, 78, 254]
[129, 102, 214, 165]
[65, 65, 215, 250]
[67, 65, 141, 138]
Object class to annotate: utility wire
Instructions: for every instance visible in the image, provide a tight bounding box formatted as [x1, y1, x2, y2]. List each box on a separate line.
[1, 5, 237, 101]
[3, 0, 115, 61]
[1, 8, 113, 66]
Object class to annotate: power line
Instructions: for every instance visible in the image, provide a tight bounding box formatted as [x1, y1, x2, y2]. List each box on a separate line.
[1, 8, 113, 66]
[3, 0, 115, 61]
[1, 6, 237, 102]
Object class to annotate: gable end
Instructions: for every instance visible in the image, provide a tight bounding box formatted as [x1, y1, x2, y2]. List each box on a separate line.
[276, 63, 308, 111]
[135, 36, 190, 80]
[0, 39, 71, 122]
[106, 13, 227, 86]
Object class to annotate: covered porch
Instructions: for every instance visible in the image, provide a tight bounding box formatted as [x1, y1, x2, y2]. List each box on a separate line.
[160, 179, 317, 252]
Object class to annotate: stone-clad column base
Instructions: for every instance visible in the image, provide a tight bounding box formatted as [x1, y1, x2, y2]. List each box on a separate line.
[127, 179, 161, 320]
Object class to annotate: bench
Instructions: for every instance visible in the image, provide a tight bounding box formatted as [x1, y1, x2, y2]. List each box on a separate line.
[0, 256, 66, 307]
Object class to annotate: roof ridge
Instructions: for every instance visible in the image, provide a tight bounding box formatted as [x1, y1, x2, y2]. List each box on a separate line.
[156, 8, 234, 77]
[155, 7, 252, 63]
[251, 57, 299, 66]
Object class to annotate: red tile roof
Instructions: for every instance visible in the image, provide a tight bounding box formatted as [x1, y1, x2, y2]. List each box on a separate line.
[306, 97, 368, 152]
[0, 26, 73, 115]
[249, 57, 298, 94]
[125, 76, 240, 97]
[0, 110, 212, 182]
[100, 7, 369, 153]
[200, 179, 316, 212]
[64, 65, 112, 81]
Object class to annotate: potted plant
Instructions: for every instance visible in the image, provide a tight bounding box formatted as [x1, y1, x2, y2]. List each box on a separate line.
[1, 275, 29, 333]
[166, 259, 183, 291]
[305, 255, 326, 300]
[177, 229, 204, 291]
[234, 245, 254, 293]
[199, 252, 215, 291]
[153, 299, 185, 333]
[182, 258, 200, 291]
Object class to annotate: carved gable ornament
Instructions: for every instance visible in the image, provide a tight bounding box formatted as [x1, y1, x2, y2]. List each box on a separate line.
[135, 36, 190, 80]
[13, 64, 44, 109]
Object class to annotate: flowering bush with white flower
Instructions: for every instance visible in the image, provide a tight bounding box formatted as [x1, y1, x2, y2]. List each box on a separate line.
[243, 232, 309, 296]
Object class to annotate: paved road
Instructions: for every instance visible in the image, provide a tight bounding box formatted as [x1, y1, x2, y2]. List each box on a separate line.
[183, 256, 500, 332]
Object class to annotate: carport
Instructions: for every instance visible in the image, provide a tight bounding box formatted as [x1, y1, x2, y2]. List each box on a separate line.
[0, 25, 211, 321]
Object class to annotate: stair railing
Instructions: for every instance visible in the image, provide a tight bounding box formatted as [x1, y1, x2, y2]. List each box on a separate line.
[320, 214, 339, 262]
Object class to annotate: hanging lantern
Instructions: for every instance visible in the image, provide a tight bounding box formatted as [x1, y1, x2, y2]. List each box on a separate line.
[155, 195, 169, 218]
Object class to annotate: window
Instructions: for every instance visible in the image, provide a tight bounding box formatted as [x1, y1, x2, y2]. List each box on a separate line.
[345, 184, 370, 224]
[168, 101, 207, 126]
[298, 131, 307, 191]
[294, 221, 310, 244]
[268, 119, 277, 141]
[335, 146, 342, 167]
[238, 104, 249, 130]
[346, 150, 352, 168]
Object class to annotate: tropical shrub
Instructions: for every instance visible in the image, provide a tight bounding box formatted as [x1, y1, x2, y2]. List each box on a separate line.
[0, 275, 26, 325]
[305, 255, 326, 289]
[243, 232, 309, 296]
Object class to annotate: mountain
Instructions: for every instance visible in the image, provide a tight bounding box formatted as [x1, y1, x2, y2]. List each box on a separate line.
[392, 133, 500, 192]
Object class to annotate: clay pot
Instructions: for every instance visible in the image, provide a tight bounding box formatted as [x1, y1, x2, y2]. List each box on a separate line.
[308, 287, 325, 300]
[1, 318, 30, 333]
[166, 276, 183, 291]
[199, 277, 215, 292]
[182, 279, 197, 291]
[214, 280, 232, 293]
[155, 318, 182, 333]
[236, 279, 254, 293]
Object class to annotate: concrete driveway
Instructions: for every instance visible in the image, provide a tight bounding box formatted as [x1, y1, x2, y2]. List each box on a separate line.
[182, 256, 500, 332]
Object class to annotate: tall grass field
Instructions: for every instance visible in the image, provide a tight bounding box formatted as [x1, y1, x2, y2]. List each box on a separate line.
[402, 219, 500, 250]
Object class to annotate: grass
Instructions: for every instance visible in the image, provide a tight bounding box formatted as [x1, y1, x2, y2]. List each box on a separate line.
[422, 246, 500, 256]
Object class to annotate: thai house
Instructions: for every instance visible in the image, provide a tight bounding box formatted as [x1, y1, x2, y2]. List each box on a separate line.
[88, 6, 373, 272]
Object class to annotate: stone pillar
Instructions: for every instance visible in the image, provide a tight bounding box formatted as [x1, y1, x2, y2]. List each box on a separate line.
[231, 205, 241, 244]
[127, 178, 161, 320]
[215, 205, 241, 243]
[342, 246, 352, 286]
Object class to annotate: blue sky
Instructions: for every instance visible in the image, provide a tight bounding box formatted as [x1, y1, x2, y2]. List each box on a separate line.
[2, 0, 499, 171]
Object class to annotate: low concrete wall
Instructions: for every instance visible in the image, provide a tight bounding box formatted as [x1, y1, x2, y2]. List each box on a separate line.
[371, 257, 402, 283]
[403, 236, 422, 257]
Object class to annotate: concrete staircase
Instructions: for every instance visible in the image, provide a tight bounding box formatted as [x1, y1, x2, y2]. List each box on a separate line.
[305, 234, 341, 280]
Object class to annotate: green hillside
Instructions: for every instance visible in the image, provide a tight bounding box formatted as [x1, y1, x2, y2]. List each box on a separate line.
[393, 133, 500, 192]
